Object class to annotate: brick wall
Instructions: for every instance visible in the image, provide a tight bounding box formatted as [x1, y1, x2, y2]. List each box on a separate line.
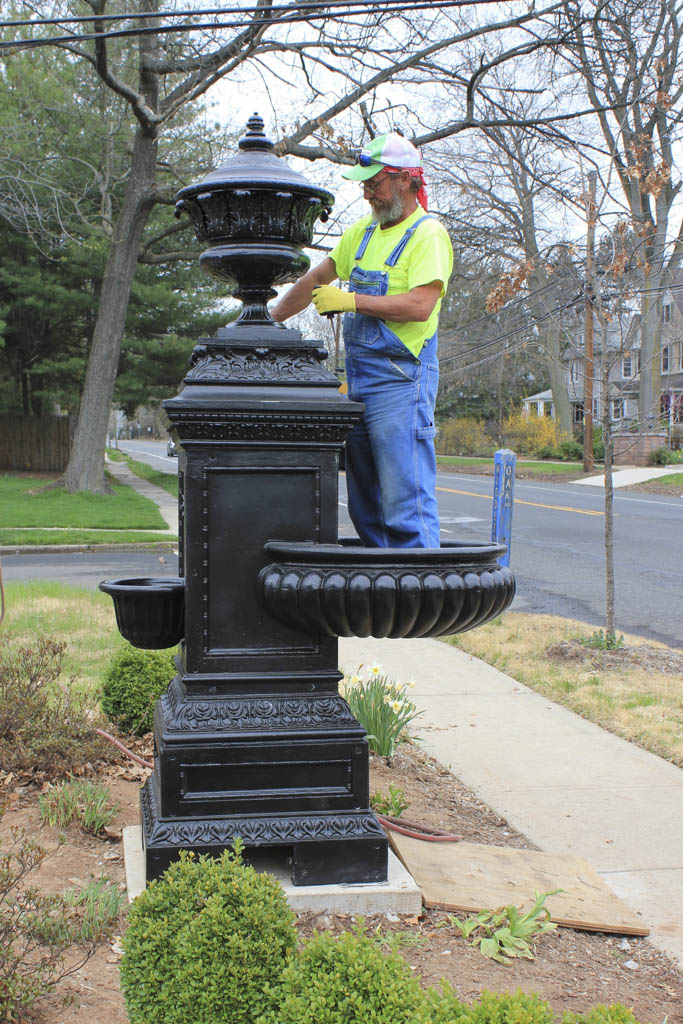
[612, 432, 668, 467]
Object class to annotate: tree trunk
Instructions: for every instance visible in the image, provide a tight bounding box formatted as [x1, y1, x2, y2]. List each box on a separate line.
[61, 127, 158, 493]
[543, 324, 573, 436]
[600, 323, 616, 642]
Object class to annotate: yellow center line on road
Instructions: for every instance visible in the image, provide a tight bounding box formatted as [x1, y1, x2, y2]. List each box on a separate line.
[436, 486, 604, 516]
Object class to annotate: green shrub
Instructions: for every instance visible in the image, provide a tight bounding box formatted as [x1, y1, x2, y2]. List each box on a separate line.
[257, 929, 429, 1024]
[120, 844, 297, 1024]
[465, 989, 555, 1022]
[436, 417, 494, 456]
[592, 427, 604, 462]
[425, 980, 470, 1022]
[557, 438, 583, 461]
[648, 446, 683, 466]
[101, 644, 174, 735]
[536, 444, 561, 460]
[0, 634, 112, 778]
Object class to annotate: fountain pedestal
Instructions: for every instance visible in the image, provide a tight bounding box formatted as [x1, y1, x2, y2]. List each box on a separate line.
[100, 115, 514, 885]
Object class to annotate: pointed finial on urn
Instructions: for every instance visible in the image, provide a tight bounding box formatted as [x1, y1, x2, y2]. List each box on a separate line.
[238, 113, 273, 152]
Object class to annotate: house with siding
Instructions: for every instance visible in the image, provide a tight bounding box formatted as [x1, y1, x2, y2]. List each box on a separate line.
[522, 292, 683, 447]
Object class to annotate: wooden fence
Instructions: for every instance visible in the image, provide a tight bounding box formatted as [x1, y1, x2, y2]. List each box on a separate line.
[0, 415, 73, 472]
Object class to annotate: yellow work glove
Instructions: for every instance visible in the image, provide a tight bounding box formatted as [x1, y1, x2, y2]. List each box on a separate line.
[312, 284, 356, 316]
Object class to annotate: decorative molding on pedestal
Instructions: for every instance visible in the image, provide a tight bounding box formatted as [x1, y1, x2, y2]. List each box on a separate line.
[168, 411, 357, 444]
[141, 778, 385, 847]
[160, 683, 357, 733]
[185, 345, 335, 386]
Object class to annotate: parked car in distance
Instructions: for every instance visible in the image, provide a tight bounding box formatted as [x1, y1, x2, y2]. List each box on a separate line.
[167, 435, 177, 456]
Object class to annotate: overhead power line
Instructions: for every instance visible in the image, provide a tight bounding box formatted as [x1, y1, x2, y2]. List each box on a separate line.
[0, 0, 519, 50]
[0, 0, 504, 30]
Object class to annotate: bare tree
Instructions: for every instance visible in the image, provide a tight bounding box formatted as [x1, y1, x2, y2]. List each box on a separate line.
[429, 97, 584, 434]
[564, 0, 683, 431]
[1, 0, 587, 491]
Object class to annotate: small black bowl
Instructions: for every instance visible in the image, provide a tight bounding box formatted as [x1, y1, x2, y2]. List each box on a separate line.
[99, 577, 185, 650]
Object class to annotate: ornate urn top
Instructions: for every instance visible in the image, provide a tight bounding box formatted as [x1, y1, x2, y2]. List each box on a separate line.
[173, 114, 335, 350]
[176, 113, 334, 209]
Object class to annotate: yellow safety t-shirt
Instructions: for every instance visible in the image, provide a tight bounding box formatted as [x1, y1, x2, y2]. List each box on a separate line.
[329, 208, 453, 357]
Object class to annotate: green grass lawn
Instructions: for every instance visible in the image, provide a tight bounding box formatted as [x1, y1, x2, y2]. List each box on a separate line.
[0, 472, 176, 545]
[436, 455, 584, 476]
[655, 471, 683, 488]
[3, 581, 123, 697]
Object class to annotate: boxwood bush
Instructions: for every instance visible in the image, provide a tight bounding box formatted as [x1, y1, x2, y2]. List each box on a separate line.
[120, 844, 297, 1024]
[101, 644, 174, 735]
[257, 929, 430, 1024]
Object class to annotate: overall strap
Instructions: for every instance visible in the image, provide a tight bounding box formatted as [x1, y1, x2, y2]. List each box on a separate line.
[354, 222, 378, 260]
[384, 214, 433, 268]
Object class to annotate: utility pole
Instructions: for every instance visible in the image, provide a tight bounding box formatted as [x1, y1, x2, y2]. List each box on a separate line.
[583, 171, 597, 473]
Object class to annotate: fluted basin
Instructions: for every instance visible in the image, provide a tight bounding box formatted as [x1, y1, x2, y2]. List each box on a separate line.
[260, 541, 515, 639]
[99, 577, 184, 650]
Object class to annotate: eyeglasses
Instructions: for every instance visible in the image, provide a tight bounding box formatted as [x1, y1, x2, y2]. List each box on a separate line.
[361, 172, 397, 194]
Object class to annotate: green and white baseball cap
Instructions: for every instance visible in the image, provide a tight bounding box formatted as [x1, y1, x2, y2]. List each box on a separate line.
[342, 133, 423, 181]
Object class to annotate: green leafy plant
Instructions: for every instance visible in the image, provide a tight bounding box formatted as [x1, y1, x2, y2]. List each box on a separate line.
[466, 989, 556, 1022]
[120, 841, 297, 1024]
[578, 630, 625, 651]
[0, 811, 122, 1021]
[451, 890, 560, 964]
[648, 446, 683, 466]
[370, 784, 408, 818]
[256, 928, 430, 1024]
[342, 665, 422, 757]
[101, 644, 175, 735]
[39, 777, 119, 835]
[0, 634, 112, 778]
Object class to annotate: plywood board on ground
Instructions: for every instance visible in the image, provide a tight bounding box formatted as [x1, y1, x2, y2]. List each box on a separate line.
[389, 835, 649, 936]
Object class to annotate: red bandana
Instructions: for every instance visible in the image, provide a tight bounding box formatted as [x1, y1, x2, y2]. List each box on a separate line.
[385, 165, 429, 211]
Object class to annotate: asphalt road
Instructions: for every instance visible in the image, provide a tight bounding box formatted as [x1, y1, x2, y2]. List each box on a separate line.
[5, 440, 682, 650]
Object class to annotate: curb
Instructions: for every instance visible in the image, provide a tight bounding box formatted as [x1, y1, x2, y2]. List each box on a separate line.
[0, 542, 178, 556]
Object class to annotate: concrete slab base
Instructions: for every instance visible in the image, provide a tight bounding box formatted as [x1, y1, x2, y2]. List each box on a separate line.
[122, 824, 422, 915]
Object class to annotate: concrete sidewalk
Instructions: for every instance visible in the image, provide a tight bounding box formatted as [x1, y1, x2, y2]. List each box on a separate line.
[339, 636, 683, 969]
[575, 465, 682, 488]
[105, 456, 178, 534]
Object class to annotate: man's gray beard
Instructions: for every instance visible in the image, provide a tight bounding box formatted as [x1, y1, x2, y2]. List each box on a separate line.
[373, 188, 404, 226]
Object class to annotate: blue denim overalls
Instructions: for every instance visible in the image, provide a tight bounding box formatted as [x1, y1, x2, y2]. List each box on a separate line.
[343, 216, 440, 548]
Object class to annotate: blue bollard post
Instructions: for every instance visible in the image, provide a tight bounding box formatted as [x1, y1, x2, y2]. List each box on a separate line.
[492, 448, 516, 567]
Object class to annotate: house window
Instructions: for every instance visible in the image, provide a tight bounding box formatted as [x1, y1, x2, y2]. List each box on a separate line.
[662, 346, 670, 373]
[674, 393, 683, 424]
[664, 302, 672, 322]
[593, 398, 600, 419]
[572, 403, 584, 424]
[622, 353, 633, 377]
[543, 402, 553, 418]
[612, 398, 625, 420]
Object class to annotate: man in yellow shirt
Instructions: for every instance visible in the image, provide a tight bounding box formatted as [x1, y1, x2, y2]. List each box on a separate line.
[271, 133, 453, 547]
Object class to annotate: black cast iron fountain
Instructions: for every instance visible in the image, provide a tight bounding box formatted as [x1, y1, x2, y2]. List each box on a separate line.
[100, 114, 514, 885]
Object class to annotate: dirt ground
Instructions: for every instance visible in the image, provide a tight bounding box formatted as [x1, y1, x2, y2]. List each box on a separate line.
[3, 742, 682, 1024]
